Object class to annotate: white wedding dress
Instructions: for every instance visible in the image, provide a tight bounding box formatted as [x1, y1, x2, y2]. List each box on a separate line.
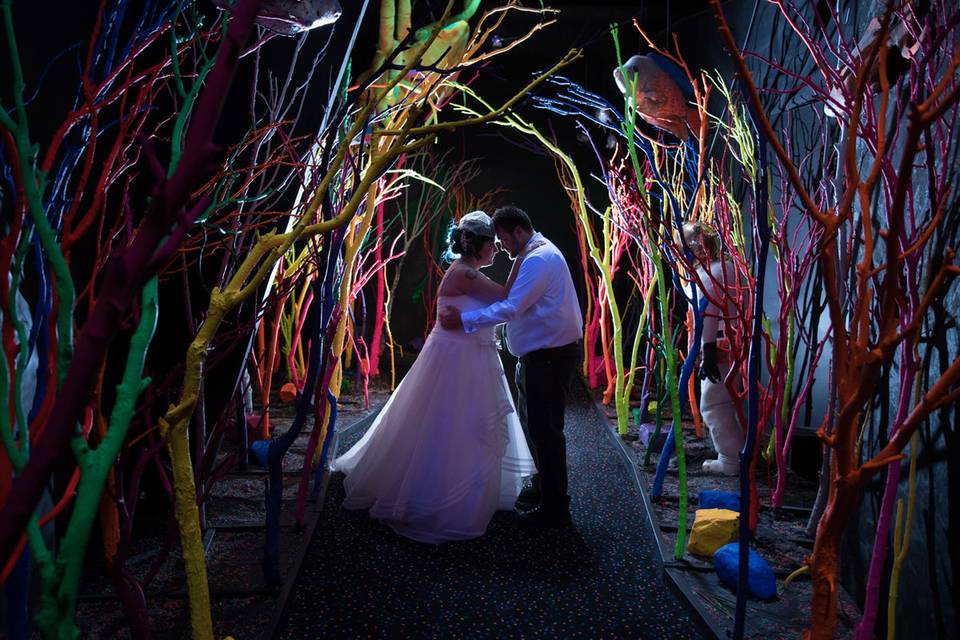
[332, 294, 537, 543]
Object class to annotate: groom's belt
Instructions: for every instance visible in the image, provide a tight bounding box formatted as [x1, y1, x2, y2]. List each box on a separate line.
[523, 341, 581, 358]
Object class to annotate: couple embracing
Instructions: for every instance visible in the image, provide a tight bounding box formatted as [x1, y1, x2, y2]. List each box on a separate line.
[333, 206, 583, 543]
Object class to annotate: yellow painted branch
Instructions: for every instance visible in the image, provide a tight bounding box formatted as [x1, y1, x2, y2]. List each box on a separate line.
[152, 132, 421, 640]
[377, 48, 583, 138]
[785, 565, 810, 588]
[163, 409, 211, 640]
[624, 277, 658, 410]
[148, 20, 572, 634]
[319, 183, 381, 468]
[383, 268, 399, 390]
[887, 432, 918, 639]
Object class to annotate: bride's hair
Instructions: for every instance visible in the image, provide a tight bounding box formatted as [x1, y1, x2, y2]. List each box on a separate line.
[444, 212, 494, 263]
[445, 225, 488, 261]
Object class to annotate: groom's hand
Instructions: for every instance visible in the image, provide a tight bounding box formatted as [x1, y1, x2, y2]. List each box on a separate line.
[439, 305, 463, 330]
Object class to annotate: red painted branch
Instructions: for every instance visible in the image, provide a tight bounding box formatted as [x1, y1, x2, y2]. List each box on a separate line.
[0, 0, 265, 565]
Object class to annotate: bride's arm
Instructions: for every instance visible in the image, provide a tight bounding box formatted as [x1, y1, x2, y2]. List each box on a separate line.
[461, 253, 530, 303]
[450, 267, 507, 303]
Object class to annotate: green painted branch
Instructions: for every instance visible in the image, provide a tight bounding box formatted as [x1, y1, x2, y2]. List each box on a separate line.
[0, 293, 29, 473]
[26, 519, 55, 614]
[168, 15, 222, 174]
[1, 0, 76, 384]
[617, 59, 686, 547]
[10, 238, 35, 454]
[0, 6, 267, 624]
[0, 305, 56, 598]
[653, 251, 687, 558]
[34, 279, 157, 638]
[0, 298, 27, 471]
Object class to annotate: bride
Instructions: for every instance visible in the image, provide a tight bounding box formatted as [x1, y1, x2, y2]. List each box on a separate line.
[332, 211, 537, 543]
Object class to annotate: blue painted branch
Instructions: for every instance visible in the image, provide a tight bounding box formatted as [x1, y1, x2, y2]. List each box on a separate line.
[0, 0, 266, 564]
[3, 546, 30, 640]
[651, 293, 706, 498]
[263, 291, 341, 587]
[312, 390, 338, 499]
[733, 98, 770, 640]
[27, 235, 50, 423]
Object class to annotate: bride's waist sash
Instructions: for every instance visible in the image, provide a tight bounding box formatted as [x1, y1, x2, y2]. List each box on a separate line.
[429, 326, 498, 347]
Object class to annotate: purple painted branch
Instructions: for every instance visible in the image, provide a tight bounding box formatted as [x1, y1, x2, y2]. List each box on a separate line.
[854, 390, 909, 639]
[857, 284, 922, 637]
[147, 197, 212, 272]
[805, 445, 831, 538]
[0, 0, 265, 565]
[773, 326, 830, 506]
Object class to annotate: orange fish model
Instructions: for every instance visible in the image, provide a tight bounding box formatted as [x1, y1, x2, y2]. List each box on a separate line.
[613, 53, 701, 140]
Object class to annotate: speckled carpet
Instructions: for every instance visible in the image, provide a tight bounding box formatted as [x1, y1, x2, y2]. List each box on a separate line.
[276, 383, 705, 639]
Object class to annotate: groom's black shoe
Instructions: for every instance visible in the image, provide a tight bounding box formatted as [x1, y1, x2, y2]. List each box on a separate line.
[516, 504, 572, 528]
[515, 487, 542, 511]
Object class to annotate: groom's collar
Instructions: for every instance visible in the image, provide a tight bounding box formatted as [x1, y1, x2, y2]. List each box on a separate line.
[521, 232, 544, 255]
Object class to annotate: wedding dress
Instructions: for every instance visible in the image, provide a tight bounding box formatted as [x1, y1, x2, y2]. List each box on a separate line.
[332, 294, 536, 543]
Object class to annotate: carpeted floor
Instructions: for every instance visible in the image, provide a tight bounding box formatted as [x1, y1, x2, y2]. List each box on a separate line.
[276, 384, 706, 638]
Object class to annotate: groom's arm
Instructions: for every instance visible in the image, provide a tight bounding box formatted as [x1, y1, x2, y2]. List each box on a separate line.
[460, 255, 551, 333]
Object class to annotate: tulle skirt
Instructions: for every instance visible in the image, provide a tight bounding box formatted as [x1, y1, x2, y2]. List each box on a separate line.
[332, 327, 536, 543]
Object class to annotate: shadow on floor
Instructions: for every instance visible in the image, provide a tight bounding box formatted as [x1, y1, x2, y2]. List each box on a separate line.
[276, 385, 706, 639]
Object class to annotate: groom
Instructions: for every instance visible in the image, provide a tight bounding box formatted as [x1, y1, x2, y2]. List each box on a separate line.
[440, 206, 583, 527]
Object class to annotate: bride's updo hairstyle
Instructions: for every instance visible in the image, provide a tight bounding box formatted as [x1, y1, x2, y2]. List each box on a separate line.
[445, 210, 495, 262]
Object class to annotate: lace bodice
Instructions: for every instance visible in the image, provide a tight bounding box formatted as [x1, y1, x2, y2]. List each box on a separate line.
[435, 295, 497, 343]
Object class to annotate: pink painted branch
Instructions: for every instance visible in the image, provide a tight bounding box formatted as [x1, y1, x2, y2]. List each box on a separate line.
[772, 327, 831, 506]
[855, 344, 918, 639]
[288, 290, 314, 389]
[349, 235, 405, 294]
[586, 312, 602, 388]
[768, 0, 838, 83]
[768, 243, 817, 504]
[0, 0, 265, 564]
[369, 200, 386, 376]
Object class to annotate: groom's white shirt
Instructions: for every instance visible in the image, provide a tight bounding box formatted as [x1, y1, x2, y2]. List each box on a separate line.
[461, 232, 583, 357]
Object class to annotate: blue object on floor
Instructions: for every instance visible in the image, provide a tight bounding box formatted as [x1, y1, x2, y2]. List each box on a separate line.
[699, 490, 740, 512]
[714, 543, 777, 599]
[250, 439, 270, 467]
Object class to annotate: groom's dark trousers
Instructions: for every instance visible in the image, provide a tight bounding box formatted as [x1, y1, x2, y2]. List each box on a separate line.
[516, 341, 580, 511]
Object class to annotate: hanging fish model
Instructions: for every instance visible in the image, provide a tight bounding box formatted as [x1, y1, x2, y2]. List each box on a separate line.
[613, 52, 701, 140]
[213, 0, 342, 35]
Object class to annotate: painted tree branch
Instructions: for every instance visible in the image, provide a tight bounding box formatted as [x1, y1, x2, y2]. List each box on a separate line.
[710, 2, 960, 638]
[146, 10, 579, 634]
[0, 3, 266, 638]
